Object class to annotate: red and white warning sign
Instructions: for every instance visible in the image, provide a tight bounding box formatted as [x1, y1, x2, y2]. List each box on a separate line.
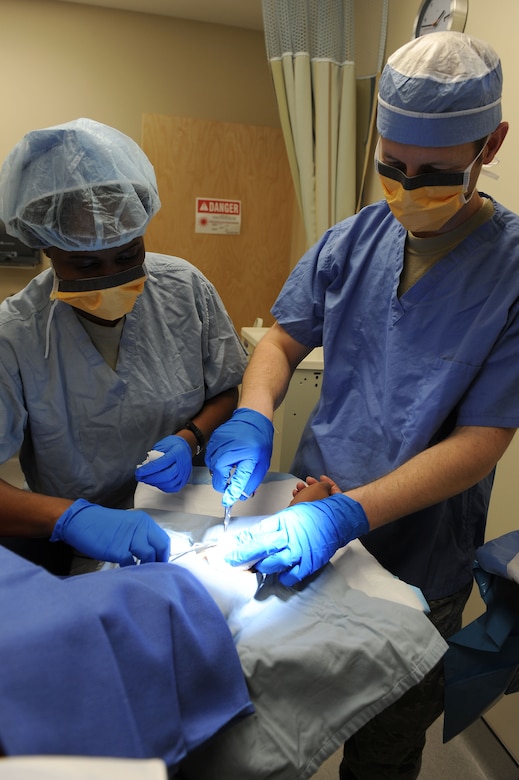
[195, 197, 241, 235]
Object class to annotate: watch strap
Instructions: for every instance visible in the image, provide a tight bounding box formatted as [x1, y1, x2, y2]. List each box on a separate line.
[178, 420, 206, 456]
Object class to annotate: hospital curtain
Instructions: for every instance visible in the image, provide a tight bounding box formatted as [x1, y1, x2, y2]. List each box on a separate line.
[262, 0, 388, 248]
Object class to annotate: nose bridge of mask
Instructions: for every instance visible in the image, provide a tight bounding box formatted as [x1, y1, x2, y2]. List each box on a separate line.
[51, 277, 145, 306]
[380, 174, 465, 210]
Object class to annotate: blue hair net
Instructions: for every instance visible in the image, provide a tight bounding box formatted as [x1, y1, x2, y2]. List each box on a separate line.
[377, 32, 502, 147]
[0, 118, 161, 251]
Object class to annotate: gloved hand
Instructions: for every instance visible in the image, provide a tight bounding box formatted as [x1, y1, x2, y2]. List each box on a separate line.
[205, 408, 274, 506]
[50, 499, 171, 566]
[224, 493, 369, 586]
[135, 435, 192, 493]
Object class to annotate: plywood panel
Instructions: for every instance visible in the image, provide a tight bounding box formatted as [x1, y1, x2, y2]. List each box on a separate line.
[142, 114, 295, 333]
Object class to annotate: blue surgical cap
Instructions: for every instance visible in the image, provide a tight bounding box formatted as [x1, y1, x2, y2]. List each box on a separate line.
[377, 32, 502, 147]
[0, 118, 161, 251]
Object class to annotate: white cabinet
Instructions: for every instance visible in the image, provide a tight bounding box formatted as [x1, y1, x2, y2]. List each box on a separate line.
[240, 327, 323, 472]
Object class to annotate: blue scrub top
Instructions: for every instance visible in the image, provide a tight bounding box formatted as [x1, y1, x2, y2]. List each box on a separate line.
[272, 198, 519, 599]
[0, 253, 247, 508]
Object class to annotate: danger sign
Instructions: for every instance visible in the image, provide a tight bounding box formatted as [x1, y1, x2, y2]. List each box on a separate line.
[195, 197, 241, 235]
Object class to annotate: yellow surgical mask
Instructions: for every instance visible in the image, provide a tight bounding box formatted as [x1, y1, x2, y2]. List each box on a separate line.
[375, 141, 486, 234]
[50, 264, 146, 321]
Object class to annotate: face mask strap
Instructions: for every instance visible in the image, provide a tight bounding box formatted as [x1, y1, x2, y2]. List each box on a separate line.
[376, 160, 466, 191]
[461, 137, 490, 192]
[52, 263, 145, 294]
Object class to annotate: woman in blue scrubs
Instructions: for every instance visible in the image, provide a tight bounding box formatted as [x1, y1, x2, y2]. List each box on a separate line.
[0, 118, 247, 573]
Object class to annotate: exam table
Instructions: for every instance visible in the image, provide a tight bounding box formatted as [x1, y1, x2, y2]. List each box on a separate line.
[135, 469, 448, 780]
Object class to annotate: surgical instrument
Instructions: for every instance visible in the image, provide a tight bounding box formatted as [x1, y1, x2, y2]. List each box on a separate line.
[168, 542, 217, 563]
[223, 505, 232, 533]
[223, 465, 236, 532]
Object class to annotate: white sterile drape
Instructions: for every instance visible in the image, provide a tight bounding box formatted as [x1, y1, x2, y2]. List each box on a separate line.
[262, 0, 388, 248]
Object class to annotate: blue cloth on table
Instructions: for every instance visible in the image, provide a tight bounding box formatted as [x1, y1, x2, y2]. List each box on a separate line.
[443, 531, 519, 741]
[0, 547, 253, 767]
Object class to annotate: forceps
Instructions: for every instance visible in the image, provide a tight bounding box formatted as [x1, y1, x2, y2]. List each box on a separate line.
[168, 542, 217, 563]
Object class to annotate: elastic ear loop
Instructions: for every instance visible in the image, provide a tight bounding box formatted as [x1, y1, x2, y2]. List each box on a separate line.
[481, 158, 500, 181]
[44, 300, 58, 359]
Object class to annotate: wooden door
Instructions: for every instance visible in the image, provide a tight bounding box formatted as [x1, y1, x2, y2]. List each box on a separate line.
[142, 114, 295, 333]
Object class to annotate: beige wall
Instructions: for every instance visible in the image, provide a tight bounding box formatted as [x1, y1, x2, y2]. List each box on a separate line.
[0, 0, 279, 299]
[0, 0, 279, 154]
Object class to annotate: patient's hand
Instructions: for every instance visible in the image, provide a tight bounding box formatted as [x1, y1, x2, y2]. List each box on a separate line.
[290, 475, 341, 506]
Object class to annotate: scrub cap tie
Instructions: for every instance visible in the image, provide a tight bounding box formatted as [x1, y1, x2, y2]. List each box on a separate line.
[0, 118, 161, 251]
[377, 32, 502, 147]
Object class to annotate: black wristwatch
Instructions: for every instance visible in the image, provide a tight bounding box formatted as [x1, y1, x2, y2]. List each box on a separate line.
[178, 420, 206, 456]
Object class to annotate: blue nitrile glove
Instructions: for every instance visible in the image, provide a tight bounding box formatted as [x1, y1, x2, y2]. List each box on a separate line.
[135, 435, 193, 493]
[204, 408, 274, 506]
[224, 493, 369, 586]
[50, 499, 170, 566]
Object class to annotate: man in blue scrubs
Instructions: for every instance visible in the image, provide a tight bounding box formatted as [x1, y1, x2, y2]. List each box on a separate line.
[205, 32, 519, 779]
